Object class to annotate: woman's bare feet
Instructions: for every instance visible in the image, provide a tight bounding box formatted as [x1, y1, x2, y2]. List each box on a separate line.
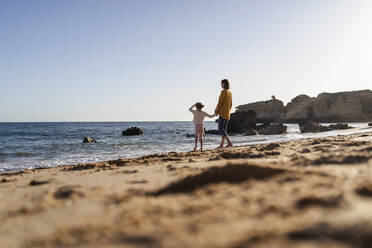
[225, 137, 233, 148]
[193, 146, 197, 151]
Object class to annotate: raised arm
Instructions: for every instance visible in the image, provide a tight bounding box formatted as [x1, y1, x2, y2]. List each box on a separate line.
[189, 104, 196, 113]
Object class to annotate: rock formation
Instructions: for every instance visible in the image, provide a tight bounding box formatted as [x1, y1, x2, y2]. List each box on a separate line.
[284, 95, 313, 122]
[299, 122, 331, 133]
[227, 110, 257, 133]
[257, 123, 287, 135]
[236, 99, 285, 123]
[236, 90, 372, 123]
[83, 137, 97, 143]
[227, 110, 287, 135]
[243, 129, 259, 136]
[122, 127, 143, 136]
[299, 121, 352, 133]
[285, 90, 372, 123]
[328, 123, 351, 130]
[205, 130, 221, 135]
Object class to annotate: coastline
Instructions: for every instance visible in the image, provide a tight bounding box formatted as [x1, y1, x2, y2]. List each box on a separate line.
[1, 131, 372, 247]
[1, 122, 371, 173]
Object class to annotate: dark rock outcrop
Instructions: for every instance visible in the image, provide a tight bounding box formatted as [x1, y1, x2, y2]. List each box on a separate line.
[83, 137, 97, 143]
[257, 123, 287, 135]
[299, 122, 331, 133]
[219, 109, 287, 135]
[369, 123, 372, 126]
[244, 129, 259, 136]
[187, 130, 222, 137]
[299, 122, 351, 133]
[122, 127, 143, 136]
[205, 130, 221, 135]
[236, 90, 372, 123]
[328, 123, 352, 130]
[227, 110, 257, 133]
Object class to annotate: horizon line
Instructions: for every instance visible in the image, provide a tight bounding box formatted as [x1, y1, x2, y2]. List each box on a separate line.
[0, 120, 218, 123]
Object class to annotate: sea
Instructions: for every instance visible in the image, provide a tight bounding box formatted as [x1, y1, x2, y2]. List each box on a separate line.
[0, 122, 371, 172]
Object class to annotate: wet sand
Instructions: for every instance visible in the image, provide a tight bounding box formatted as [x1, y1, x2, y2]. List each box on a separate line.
[1, 132, 372, 248]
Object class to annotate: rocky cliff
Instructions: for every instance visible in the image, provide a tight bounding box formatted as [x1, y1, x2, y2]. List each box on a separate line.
[236, 99, 285, 123]
[235, 90, 372, 123]
[284, 94, 313, 122]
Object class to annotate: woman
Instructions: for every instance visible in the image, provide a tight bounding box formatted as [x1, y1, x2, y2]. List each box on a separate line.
[214, 79, 233, 148]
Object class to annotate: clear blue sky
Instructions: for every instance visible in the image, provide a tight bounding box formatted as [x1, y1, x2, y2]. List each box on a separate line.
[1, 0, 371, 122]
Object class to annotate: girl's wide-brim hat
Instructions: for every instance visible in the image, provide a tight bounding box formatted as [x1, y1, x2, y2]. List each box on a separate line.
[196, 102, 204, 109]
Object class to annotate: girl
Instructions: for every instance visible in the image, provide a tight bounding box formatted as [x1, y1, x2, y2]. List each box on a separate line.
[189, 102, 216, 151]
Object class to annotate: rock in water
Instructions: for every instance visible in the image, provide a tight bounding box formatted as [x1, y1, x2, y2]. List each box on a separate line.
[83, 137, 97, 143]
[257, 123, 287, 135]
[244, 129, 259, 136]
[205, 130, 221, 135]
[369, 123, 372, 127]
[328, 123, 351, 130]
[122, 127, 143, 136]
[299, 121, 331, 133]
[299, 122, 352, 133]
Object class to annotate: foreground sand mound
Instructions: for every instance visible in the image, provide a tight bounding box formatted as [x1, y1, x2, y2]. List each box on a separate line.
[153, 163, 286, 195]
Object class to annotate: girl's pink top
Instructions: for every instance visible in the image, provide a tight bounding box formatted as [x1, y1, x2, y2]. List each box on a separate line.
[189, 109, 215, 125]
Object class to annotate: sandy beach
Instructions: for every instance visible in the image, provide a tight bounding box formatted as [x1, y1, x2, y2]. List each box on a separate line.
[1, 131, 372, 248]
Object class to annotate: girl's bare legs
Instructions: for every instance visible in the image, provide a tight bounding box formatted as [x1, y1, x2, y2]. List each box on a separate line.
[194, 135, 197, 151]
[200, 127, 205, 151]
[218, 136, 226, 148]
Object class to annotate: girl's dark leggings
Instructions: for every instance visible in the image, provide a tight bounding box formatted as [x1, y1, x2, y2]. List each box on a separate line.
[218, 117, 229, 137]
